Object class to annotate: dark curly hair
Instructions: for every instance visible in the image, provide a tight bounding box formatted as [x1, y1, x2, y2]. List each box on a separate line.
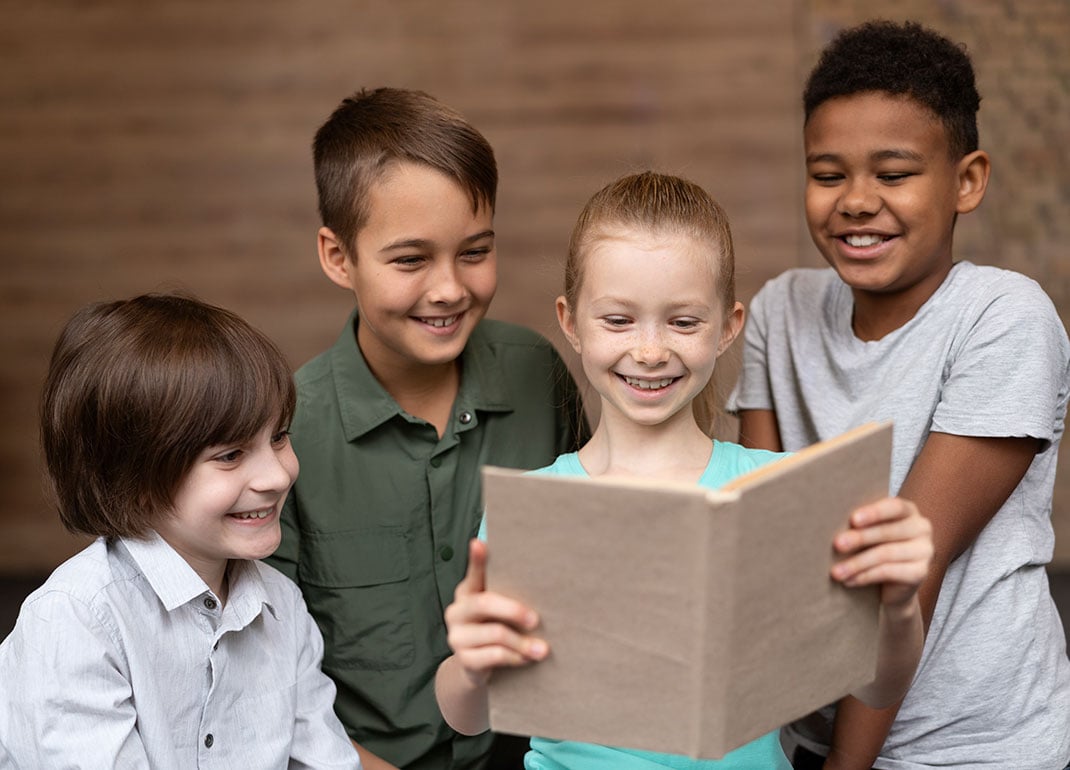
[803, 20, 980, 158]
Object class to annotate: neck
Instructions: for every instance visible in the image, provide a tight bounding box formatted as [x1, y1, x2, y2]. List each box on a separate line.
[850, 262, 953, 342]
[579, 407, 713, 483]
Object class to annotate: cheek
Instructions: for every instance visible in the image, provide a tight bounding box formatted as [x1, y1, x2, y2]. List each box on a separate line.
[468, 260, 498, 301]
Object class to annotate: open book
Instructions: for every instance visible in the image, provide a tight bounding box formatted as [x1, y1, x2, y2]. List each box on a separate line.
[482, 421, 892, 759]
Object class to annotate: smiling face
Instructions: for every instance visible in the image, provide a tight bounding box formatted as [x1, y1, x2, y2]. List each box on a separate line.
[558, 227, 742, 433]
[155, 423, 298, 592]
[804, 91, 988, 323]
[319, 161, 497, 379]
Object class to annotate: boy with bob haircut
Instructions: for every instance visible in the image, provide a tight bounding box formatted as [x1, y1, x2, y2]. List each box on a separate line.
[265, 88, 587, 770]
[733, 20, 1070, 769]
[0, 294, 362, 768]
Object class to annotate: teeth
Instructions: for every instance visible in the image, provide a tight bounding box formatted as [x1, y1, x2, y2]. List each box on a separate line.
[422, 315, 458, 328]
[845, 234, 884, 247]
[624, 376, 675, 390]
[232, 509, 271, 520]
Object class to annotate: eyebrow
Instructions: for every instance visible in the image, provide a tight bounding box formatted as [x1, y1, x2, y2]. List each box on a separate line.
[381, 230, 495, 252]
[806, 149, 926, 164]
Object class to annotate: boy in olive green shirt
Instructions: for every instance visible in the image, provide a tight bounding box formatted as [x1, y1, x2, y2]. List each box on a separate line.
[265, 88, 587, 770]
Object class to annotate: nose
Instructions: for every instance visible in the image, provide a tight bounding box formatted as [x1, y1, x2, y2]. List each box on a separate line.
[631, 326, 671, 367]
[837, 176, 881, 218]
[427, 259, 468, 306]
[251, 444, 298, 494]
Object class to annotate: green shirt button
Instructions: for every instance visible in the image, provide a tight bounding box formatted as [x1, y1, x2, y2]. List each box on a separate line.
[430, 457, 441, 468]
[439, 545, 454, 562]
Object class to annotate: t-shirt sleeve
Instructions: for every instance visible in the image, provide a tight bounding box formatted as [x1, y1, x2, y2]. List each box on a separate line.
[932, 274, 1070, 446]
[728, 279, 777, 413]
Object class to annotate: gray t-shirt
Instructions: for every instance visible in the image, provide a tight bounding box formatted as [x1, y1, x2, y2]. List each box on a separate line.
[731, 262, 1070, 769]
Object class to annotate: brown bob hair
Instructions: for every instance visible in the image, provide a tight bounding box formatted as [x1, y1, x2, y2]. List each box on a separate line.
[40, 293, 296, 538]
[312, 86, 498, 255]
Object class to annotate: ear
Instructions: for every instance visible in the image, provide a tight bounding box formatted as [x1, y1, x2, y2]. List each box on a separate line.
[555, 296, 581, 354]
[717, 301, 745, 357]
[318, 227, 355, 290]
[955, 150, 990, 215]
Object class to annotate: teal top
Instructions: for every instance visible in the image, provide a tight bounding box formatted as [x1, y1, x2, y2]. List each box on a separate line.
[266, 312, 588, 770]
[483, 440, 793, 770]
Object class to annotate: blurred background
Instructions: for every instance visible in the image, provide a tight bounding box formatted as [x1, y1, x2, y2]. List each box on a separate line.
[2, 0, 1068, 627]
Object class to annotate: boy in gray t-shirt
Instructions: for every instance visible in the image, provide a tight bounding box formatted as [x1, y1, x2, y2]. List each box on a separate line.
[732, 20, 1070, 770]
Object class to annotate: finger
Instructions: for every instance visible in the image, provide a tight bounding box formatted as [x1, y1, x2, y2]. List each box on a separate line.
[455, 539, 488, 598]
[834, 512, 932, 555]
[446, 589, 540, 632]
[831, 539, 932, 584]
[456, 639, 549, 674]
[848, 496, 919, 527]
[834, 558, 930, 589]
[449, 620, 549, 663]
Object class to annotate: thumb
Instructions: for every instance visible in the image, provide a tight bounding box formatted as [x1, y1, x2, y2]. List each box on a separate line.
[457, 538, 487, 597]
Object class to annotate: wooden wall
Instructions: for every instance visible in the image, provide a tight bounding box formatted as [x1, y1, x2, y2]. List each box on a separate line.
[2, 0, 1068, 573]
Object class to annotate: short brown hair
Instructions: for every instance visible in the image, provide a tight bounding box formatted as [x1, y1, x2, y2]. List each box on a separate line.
[41, 293, 296, 538]
[564, 171, 737, 436]
[313, 87, 498, 254]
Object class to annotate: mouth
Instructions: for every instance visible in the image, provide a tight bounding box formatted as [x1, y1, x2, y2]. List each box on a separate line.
[414, 313, 463, 329]
[620, 374, 679, 391]
[228, 507, 275, 521]
[839, 233, 894, 248]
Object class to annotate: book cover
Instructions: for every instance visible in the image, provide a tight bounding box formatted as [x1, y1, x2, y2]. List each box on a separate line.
[482, 422, 892, 758]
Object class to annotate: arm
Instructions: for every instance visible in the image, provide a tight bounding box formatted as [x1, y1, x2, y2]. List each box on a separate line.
[0, 593, 151, 768]
[738, 408, 782, 451]
[822, 433, 1037, 770]
[435, 539, 548, 735]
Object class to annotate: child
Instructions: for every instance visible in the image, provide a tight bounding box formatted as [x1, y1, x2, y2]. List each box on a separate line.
[731, 20, 1070, 770]
[263, 87, 588, 770]
[434, 171, 934, 769]
[0, 294, 362, 768]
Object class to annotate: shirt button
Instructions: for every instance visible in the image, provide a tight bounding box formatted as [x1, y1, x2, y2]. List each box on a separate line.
[430, 457, 442, 468]
[203, 597, 217, 610]
[204, 733, 214, 748]
[439, 545, 454, 562]
[458, 411, 473, 425]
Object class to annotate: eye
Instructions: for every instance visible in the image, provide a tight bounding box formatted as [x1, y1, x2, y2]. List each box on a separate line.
[601, 315, 631, 328]
[460, 246, 492, 262]
[810, 173, 844, 185]
[213, 448, 243, 464]
[271, 429, 291, 447]
[877, 172, 912, 184]
[671, 317, 702, 331]
[391, 255, 426, 268]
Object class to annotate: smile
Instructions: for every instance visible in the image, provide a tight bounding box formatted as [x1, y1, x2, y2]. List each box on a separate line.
[230, 508, 273, 520]
[417, 314, 460, 328]
[842, 234, 888, 247]
[621, 375, 678, 390]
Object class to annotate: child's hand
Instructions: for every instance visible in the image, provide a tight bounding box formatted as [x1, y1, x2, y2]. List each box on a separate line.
[830, 497, 933, 611]
[444, 539, 549, 687]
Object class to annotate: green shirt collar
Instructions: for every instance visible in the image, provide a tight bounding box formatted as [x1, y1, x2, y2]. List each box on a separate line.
[328, 310, 514, 441]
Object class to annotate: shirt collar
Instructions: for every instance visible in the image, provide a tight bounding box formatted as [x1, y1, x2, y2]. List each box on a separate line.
[330, 310, 514, 441]
[121, 531, 277, 621]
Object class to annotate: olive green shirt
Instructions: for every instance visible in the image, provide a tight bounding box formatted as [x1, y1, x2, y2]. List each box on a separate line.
[266, 313, 588, 770]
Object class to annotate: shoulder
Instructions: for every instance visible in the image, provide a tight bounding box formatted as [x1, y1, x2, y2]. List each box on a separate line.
[749, 268, 844, 326]
[708, 440, 791, 487]
[5, 539, 135, 644]
[949, 262, 1057, 309]
[941, 263, 1067, 344]
[526, 453, 581, 477]
[755, 267, 839, 300]
[251, 559, 305, 606]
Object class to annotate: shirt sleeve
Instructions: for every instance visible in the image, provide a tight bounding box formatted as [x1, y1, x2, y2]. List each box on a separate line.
[729, 280, 776, 413]
[288, 590, 363, 769]
[0, 590, 151, 768]
[933, 275, 1070, 445]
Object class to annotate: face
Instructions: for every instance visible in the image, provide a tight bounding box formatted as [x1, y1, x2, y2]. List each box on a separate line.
[804, 92, 987, 308]
[558, 228, 743, 431]
[319, 161, 497, 375]
[155, 423, 298, 589]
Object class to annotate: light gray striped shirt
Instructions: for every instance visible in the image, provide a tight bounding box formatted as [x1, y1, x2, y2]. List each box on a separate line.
[0, 532, 361, 769]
